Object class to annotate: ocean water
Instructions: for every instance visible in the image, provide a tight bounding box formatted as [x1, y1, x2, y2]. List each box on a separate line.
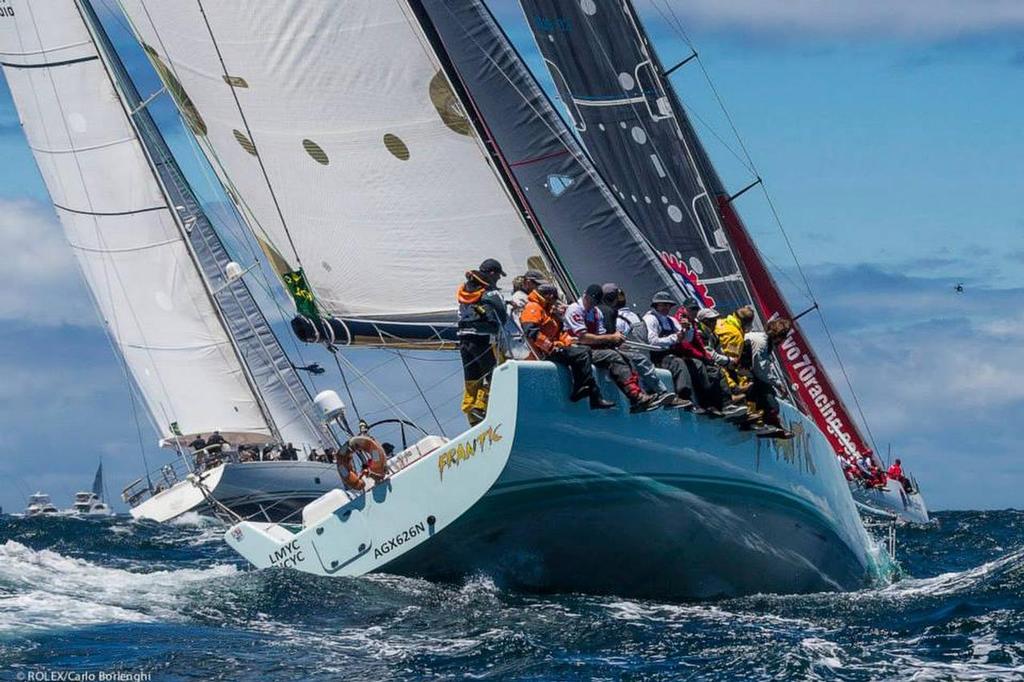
[0, 511, 1021, 681]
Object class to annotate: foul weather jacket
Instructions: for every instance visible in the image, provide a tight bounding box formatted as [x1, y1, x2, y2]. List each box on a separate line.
[520, 290, 574, 359]
[716, 313, 746, 359]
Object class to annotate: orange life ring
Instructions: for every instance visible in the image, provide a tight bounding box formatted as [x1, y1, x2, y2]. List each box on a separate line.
[335, 432, 387, 485]
[347, 435, 389, 479]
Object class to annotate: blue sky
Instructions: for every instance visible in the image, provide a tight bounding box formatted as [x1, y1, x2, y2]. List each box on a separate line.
[0, 1, 1021, 512]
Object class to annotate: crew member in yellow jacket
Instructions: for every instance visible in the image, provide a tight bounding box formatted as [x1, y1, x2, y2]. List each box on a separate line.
[715, 305, 755, 391]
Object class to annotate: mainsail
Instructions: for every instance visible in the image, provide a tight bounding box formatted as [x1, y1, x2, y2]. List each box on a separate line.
[415, 0, 684, 310]
[519, 0, 875, 461]
[91, 462, 104, 498]
[117, 0, 555, 343]
[0, 0, 329, 448]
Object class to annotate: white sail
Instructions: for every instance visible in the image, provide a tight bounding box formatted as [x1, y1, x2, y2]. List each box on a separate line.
[0, 0, 271, 444]
[116, 0, 548, 329]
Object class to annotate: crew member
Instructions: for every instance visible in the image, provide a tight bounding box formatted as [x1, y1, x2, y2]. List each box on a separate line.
[520, 283, 614, 409]
[741, 318, 794, 438]
[605, 284, 680, 407]
[457, 259, 509, 425]
[565, 284, 658, 412]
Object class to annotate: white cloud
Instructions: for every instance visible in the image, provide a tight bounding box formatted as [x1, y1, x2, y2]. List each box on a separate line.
[644, 0, 1024, 40]
[0, 198, 97, 326]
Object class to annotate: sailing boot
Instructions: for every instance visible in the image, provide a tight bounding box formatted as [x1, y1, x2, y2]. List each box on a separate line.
[461, 380, 481, 420]
[570, 378, 597, 403]
[588, 383, 616, 410]
[624, 374, 658, 413]
[469, 383, 491, 425]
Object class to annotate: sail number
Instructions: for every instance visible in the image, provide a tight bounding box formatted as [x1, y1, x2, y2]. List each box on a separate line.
[0, 1, 13, 18]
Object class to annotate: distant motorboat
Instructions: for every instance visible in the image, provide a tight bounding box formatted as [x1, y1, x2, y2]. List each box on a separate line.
[68, 492, 112, 517]
[24, 493, 58, 518]
[66, 462, 113, 517]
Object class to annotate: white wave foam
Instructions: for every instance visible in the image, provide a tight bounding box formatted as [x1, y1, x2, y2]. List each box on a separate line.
[166, 511, 224, 528]
[0, 540, 236, 635]
[885, 545, 1024, 598]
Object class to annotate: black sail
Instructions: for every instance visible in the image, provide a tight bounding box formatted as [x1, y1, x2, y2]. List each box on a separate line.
[413, 0, 685, 309]
[515, 0, 755, 313]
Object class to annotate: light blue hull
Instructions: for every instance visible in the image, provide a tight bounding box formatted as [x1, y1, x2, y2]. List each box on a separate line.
[388, 363, 884, 599]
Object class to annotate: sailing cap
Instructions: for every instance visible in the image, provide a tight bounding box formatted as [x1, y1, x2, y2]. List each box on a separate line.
[584, 284, 604, 303]
[523, 269, 546, 283]
[650, 291, 676, 306]
[696, 308, 720, 322]
[479, 258, 506, 277]
[537, 283, 559, 298]
[601, 283, 620, 297]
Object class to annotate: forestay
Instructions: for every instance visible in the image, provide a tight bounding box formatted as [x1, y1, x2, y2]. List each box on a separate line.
[117, 0, 550, 340]
[0, 0, 267, 444]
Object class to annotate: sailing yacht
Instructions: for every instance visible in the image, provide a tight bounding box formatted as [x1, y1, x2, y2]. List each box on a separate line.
[24, 493, 59, 518]
[0, 0, 340, 523]
[109, 0, 906, 597]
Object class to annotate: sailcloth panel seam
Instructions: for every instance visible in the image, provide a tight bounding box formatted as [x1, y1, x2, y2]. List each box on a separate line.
[29, 134, 135, 154]
[67, 236, 180, 254]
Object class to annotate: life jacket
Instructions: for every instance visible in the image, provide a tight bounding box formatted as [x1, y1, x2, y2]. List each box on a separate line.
[457, 271, 502, 337]
[887, 464, 903, 479]
[716, 314, 745, 358]
[520, 290, 572, 358]
[649, 310, 678, 338]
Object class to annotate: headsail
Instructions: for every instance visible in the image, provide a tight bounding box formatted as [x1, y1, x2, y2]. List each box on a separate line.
[518, 0, 754, 313]
[414, 0, 683, 310]
[80, 0, 335, 449]
[117, 0, 554, 343]
[519, 0, 875, 462]
[0, 0, 329, 449]
[92, 462, 104, 499]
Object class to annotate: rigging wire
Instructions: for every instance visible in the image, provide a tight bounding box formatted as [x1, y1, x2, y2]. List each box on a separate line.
[644, 0, 882, 453]
[327, 346, 362, 424]
[191, 0, 304, 268]
[395, 350, 447, 437]
[110, 0, 347, 442]
[551, 1, 756, 311]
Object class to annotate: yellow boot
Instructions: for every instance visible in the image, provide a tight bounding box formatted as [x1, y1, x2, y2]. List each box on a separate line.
[468, 383, 490, 425]
[462, 380, 481, 420]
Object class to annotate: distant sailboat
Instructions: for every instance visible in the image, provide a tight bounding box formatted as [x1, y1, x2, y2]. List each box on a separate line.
[515, 0, 927, 524]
